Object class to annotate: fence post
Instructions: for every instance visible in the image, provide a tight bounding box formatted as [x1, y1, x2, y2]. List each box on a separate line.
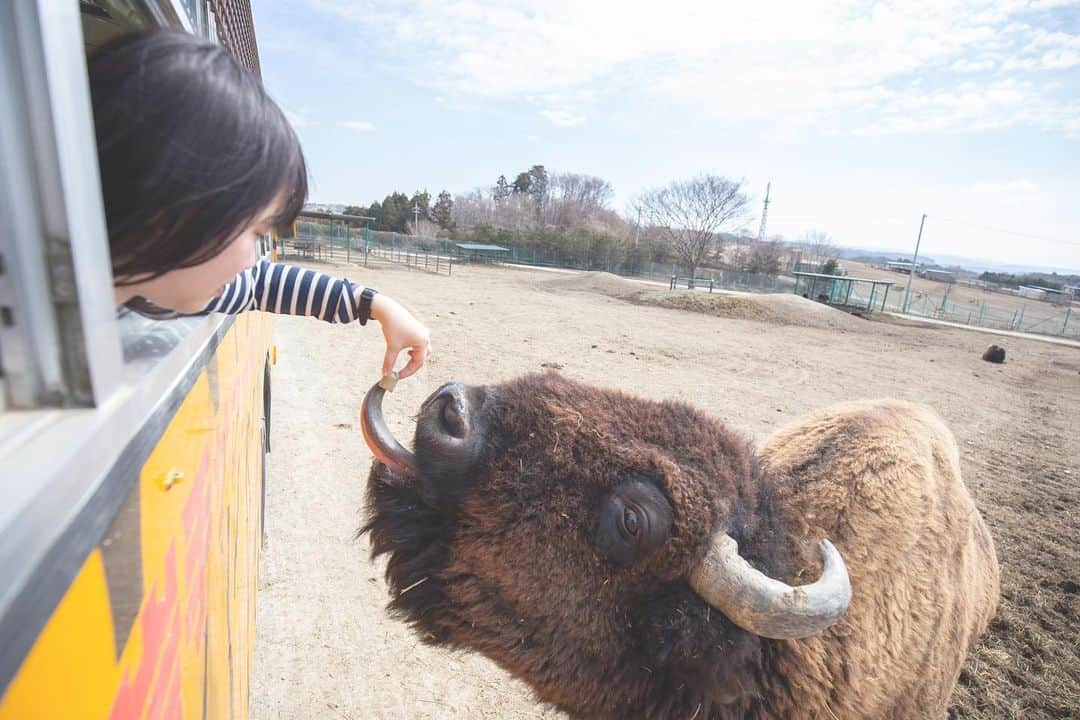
[1016, 306, 1025, 331]
[1063, 306, 1071, 335]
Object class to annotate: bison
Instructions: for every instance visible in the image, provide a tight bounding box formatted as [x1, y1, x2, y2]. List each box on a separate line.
[982, 345, 1006, 363]
[360, 373, 999, 719]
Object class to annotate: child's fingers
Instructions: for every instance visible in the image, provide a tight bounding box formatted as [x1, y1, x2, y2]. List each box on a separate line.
[396, 343, 428, 380]
[382, 345, 399, 376]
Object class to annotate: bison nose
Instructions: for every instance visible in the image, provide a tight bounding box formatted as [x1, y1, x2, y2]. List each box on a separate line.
[425, 382, 470, 440]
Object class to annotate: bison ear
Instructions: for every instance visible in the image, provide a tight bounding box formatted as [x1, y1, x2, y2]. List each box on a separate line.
[639, 585, 763, 707]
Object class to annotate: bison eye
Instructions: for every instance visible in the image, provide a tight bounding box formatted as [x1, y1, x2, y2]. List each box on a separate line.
[594, 477, 673, 566]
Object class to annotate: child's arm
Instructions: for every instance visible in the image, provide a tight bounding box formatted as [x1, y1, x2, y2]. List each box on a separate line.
[202, 259, 430, 378]
[202, 258, 364, 323]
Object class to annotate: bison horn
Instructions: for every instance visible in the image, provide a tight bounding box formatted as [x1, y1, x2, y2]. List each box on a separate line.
[689, 533, 851, 640]
[361, 379, 417, 478]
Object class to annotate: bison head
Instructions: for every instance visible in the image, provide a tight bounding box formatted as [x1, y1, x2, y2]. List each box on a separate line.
[361, 373, 849, 718]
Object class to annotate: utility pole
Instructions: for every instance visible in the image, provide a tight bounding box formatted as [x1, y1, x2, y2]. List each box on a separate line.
[901, 214, 927, 313]
[757, 182, 771, 242]
[412, 202, 420, 235]
[634, 206, 642, 248]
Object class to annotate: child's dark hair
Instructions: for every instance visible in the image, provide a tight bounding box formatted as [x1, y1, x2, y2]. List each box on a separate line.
[89, 30, 307, 286]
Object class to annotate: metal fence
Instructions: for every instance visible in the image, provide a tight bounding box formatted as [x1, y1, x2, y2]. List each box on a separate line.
[881, 289, 1077, 338]
[669, 271, 793, 293]
[365, 243, 453, 275]
[280, 223, 452, 275]
[282, 221, 1079, 339]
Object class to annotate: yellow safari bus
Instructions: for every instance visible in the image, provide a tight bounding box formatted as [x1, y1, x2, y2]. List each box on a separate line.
[1, 1, 275, 717]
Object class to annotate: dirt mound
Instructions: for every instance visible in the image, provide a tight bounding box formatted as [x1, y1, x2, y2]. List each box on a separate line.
[541, 272, 871, 330]
[540, 271, 650, 300]
[753, 293, 871, 331]
[639, 290, 871, 331]
[641, 291, 784, 323]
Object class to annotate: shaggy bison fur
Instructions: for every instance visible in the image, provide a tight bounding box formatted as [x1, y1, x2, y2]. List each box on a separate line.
[362, 373, 999, 719]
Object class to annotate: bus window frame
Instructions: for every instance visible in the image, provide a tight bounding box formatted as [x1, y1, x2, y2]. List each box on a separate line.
[0, 0, 124, 410]
[0, 0, 247, 695]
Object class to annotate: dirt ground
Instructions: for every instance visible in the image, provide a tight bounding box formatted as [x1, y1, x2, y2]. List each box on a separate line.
[251, 261, 1079, 720]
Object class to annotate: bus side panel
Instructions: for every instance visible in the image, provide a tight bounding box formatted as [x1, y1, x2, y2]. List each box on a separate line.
[0, 313, 272, 719]
[205, 314, 270, 719]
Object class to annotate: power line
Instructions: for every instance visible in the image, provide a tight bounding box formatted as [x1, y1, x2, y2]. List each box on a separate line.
[937, 217, 1080, 246]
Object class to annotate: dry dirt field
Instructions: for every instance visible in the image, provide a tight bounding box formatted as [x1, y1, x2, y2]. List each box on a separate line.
[252, 260, 1079, 720]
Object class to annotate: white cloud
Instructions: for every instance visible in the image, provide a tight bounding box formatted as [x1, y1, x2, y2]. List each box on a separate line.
[541, 108, 585, 127]
[340, 121, 377, 131]
[307, 0, 1080, 138]
[1039, 49, 1080, 69]
[852, 78, 1080, 136]
[972, 179, 1037, 194]
[951, 58, 996, 72]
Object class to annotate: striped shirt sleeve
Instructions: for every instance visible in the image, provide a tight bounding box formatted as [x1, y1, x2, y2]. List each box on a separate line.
[201, 259, 363, 323]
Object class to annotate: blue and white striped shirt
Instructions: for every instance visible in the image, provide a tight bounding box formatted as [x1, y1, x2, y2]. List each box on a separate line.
[202, 259, 366, 323]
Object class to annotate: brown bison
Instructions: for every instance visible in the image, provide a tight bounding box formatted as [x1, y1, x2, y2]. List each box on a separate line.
[360, 373, 999, 719]
[982, 345, 1006, 363]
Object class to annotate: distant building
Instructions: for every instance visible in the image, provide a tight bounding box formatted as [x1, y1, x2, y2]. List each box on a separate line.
[886, 260, 921, 274]
[793, 260, 845, 275]
[1018, 285, 1047, 300]
[1018, 285, 1072, 304]
[921, 268, 956, 283]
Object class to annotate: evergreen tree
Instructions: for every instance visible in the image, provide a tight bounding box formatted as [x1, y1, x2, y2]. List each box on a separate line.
[432, 190, 454, 229]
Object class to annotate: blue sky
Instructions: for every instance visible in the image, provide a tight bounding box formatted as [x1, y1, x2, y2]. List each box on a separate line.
[252, 0, 1080, 270]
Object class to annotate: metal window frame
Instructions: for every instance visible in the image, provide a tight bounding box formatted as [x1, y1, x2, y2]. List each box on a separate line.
[0, 0, 243, 693]
[0, 0, 123, 410]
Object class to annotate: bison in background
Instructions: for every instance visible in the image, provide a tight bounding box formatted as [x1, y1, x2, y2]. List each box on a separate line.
[982, 345, 1006, 363]
[361, 373, 999, 720]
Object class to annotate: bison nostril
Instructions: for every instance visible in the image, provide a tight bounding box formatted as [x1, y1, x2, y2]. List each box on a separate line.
[440, 397, 467, 439]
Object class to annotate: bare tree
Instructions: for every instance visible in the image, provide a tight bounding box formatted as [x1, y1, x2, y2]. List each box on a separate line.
[637, 175, 750, 286]
[452, 188, 495, 227]
[746, 238, 784, 276]
[547, 173, 614, 226]
[801, 230, 839, 269]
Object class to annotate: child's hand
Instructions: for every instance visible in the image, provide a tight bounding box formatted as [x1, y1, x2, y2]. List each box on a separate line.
[370, 294, 431, 380]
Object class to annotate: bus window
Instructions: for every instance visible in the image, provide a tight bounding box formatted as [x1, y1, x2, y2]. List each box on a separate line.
[2, 3, 274, 718]
[80, 1, 156, 52]
[78, 0, 228, 379]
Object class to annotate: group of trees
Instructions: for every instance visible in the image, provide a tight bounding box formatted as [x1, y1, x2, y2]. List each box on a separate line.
[344, 189, 455, 234]
[341, 166, 844, 281]
[447, 165, 642, 271]
[454, 165, 618, 231]
[979, 271, 1080, 290]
